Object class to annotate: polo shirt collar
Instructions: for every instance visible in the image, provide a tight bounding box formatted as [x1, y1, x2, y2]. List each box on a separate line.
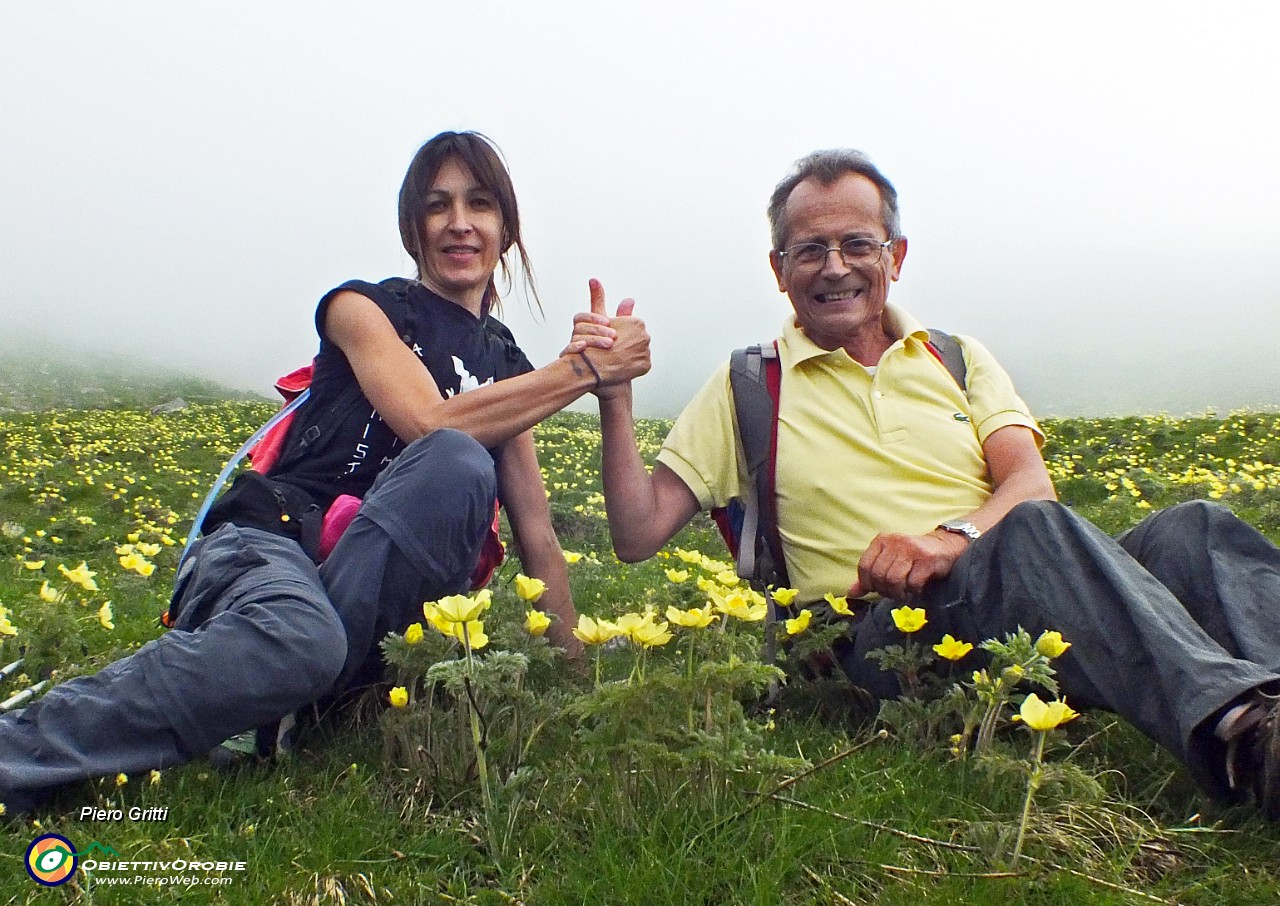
[778, 304, 930, 368]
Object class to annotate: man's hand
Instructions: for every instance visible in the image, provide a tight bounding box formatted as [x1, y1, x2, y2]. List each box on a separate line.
[847, 529, 969, 601]
[561, 279, 649, 399]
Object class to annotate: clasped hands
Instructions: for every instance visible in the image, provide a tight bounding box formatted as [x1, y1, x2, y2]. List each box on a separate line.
[561, 279, 650, 398]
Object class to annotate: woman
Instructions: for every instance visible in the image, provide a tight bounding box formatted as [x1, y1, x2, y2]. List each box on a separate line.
[0, 132, 648, 810]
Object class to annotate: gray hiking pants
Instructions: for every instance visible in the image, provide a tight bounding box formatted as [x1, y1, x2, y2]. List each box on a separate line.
[835, 499, 1280, 796]
[0, 428, 495, 807]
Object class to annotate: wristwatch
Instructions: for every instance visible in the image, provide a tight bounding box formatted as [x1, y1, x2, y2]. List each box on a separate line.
[937, 519, 982, 542]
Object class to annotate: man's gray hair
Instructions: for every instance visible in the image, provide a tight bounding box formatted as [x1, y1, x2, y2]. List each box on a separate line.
[766, 149, 901, 250]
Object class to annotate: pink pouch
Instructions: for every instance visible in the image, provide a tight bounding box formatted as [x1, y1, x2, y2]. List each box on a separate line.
[318, 494, 362, 561]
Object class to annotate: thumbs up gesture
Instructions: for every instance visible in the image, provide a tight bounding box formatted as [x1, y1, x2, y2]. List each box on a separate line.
[562, 279, 650, 398]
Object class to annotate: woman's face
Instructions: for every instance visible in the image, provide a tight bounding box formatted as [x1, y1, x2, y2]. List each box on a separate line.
[418, 156, 504, 314]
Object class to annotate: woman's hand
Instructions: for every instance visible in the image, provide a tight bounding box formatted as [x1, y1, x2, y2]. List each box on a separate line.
[561, 279, 621, 356]
[561, 279, 648, 399]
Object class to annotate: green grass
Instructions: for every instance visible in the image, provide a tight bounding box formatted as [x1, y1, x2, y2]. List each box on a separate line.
[1, 372, 1279, 904]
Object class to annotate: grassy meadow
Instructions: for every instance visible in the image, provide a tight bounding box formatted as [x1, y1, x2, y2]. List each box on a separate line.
[1, 364, 1279, 904]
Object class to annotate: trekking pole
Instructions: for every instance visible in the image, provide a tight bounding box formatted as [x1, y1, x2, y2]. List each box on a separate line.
[0, 660, 49, 712]
[1, 681, 49, 713]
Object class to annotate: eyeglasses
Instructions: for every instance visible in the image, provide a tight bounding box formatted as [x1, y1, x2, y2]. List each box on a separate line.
[779, 238, 894, 269]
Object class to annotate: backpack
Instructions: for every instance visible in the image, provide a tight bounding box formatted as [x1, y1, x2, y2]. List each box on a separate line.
[711, 330, 969, 591]
[176, 362, 506, 608]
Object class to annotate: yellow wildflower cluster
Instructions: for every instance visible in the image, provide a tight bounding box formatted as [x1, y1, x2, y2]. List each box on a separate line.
[116, 543, 157, 577]
[1043, 412, 1280, 506]
[573, 609, 673, 648]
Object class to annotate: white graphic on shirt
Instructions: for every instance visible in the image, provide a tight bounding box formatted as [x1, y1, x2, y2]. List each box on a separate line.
[344, 354, 488, 478]
[445, 356, 494, 397]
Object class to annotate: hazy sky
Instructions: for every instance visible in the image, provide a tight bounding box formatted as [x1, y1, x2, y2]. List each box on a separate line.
[2, 2, 1277, 417]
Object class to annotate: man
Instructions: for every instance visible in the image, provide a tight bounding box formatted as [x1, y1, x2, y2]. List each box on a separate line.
[578, 149, 1280, 818]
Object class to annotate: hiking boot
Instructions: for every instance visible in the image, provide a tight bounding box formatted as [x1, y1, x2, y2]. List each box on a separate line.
[1220, 692, 1280, 820]
[1253, 698, 1280, 821]
[207, 713, 297, 770]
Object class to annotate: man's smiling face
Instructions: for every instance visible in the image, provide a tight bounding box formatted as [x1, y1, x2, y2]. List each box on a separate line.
[768, 172, 906, 351]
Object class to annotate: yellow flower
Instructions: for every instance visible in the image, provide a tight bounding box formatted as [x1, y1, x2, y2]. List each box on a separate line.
[119, 550, 155, 577]
[715, 570, 741, 587]
[771, 587, 799, 607]
[674, 548, 704, 565]
[664, 568, 690, 584]
[562, 550, 583, 564]
[115, 773, 128, 787]
[524, 609, 552, 636]
[429, 617, 489, 649]
[115, 543, 135, 556]
[719, 592, 767, 622]
[452, 620, 489, 650]
[39, 581, 60, 603]
[1001, 664, 1025, 682]
[572, 615, 620, 645]
[630, 619, 673, 648]
[514, 574, 547, 602]
[666, 606, 716, 628]
[422, 603, 453, 636]
[403, 622, 424, 645]
[785, 609, 813, 635]
[59, 561, 99, 592]
[0, 606, 17, 638]
[1035, 630, 1072, 659]
[932, 634, 973, 661]
[431, 590, 491, 623]
[613, 611, 654, 638]
[701, 557, 733, 575]
[824, 592, 853, 616]
[98, 602, 115, 631]
[150, 770, 162, 786]
[889, 606, 927, 633]
[1018, 693, 1079, 731]
[136, 542, 162, 557]
[388, 686, 409, 708]
[0, 803, 6, 816]
[22, 559, 45, 570]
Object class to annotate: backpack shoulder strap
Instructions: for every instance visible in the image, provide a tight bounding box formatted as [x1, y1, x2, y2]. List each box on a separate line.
[925, 329, 967, 392]
[728, 341, 786, 587]
[276, 287, 421, 472]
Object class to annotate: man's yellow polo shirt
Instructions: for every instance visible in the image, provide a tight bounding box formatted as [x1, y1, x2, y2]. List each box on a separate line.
[656, 306, 1042, 601]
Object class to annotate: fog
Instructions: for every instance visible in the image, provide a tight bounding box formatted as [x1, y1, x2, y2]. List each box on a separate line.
[2, 2, 1277, 418]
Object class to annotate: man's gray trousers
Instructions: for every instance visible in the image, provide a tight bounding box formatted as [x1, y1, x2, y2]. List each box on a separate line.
[836, 499, 1280, 796]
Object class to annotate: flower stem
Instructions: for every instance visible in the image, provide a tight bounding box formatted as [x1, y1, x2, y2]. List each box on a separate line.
[1011, 731, 1046, 865]
[466, 682, 500, 866]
